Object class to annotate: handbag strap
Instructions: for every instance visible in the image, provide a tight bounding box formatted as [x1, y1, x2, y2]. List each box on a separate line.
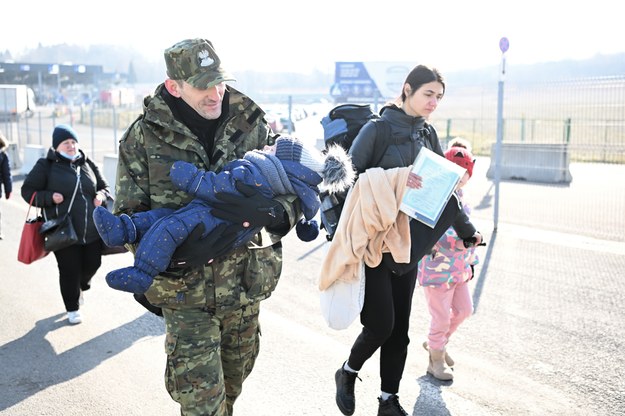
[25, 192, 38, 221]
[66, 173, 80, 212]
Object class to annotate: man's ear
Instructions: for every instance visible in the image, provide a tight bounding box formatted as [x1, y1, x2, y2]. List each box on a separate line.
[164, 79, 182, 97]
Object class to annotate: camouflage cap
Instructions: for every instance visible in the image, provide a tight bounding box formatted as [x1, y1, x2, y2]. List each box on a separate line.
[164, 38, 236, 89]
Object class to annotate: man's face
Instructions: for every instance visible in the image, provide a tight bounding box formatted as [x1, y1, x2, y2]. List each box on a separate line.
[167, 80, 226, 120]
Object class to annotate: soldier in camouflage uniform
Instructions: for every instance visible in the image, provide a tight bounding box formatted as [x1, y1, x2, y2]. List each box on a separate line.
[114, 38, 302, 416]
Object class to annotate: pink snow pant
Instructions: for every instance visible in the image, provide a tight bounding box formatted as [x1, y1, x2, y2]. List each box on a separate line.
[423, 280, 473, 350]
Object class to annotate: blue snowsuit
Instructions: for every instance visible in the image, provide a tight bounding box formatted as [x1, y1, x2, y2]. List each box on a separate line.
[102, 151, 323, 294]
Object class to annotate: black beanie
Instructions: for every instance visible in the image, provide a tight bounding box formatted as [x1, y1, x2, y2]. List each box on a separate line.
[52, 124, 79, 149]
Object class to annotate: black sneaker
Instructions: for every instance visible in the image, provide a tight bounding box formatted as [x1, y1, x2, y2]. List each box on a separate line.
[377, 394, 408, 416]
[335, 366, 359, 415]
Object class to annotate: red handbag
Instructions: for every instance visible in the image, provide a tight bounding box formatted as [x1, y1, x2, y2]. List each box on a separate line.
[17, 193, 49, 264]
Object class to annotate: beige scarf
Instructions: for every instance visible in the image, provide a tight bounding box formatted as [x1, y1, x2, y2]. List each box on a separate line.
[319, 167, 412, 291]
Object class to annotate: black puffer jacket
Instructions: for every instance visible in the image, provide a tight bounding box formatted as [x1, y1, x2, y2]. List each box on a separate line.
[350, 104, 476, 240]
[21, 148, 110, 245]
[350, 104, 442, 172]
[0, 135, 12, 198]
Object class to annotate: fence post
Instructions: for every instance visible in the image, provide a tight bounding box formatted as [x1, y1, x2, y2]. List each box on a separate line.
[90, 107, 95, 160]
[112, 106, 118, 153]
[493, 37, 509, 231]
[24, 114, 30, 145]
[38, 111, 43, 145]
[287, 95, 293, 135]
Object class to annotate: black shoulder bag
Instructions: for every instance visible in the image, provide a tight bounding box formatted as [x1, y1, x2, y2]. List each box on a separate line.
[40, 174, 80, 252]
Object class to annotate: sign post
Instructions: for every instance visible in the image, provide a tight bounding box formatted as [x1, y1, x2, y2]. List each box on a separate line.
[330, 62, 412, 104]
[493, 37, 508, 231]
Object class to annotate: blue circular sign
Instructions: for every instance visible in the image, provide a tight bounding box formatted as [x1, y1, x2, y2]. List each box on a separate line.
[499, 37, 510, 53]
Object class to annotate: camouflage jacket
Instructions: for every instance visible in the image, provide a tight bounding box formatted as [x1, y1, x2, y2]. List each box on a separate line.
[114, 84, 300, 310]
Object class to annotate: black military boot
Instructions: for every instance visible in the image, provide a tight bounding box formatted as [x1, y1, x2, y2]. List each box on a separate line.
[377, 394, 409, 416]
[335, 365, 360, 415]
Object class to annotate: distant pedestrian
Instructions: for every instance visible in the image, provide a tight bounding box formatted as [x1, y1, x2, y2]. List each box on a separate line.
[0, 131, 13, 240]
[418, 139, 484, 381]
[21, 124, 110, 324]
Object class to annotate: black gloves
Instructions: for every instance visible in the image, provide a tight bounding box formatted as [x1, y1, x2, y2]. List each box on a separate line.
[211, 181, 288, 230]
[462, 235, 487, 248]
[165, 181, 289, 274]
[167, 222, 243, 270]
[133, 293, 163, 317]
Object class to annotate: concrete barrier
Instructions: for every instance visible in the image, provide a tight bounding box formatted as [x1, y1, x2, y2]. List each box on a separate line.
[486, 142, 573, 184]
[21, 144, 48, 175]
[103, 154, 118, 198]
[7, 142, 22, 170]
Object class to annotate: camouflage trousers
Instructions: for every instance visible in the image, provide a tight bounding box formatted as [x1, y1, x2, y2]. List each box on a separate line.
[163, 303, 261, 416]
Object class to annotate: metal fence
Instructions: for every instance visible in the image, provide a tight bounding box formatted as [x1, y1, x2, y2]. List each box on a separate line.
[431, 75, 625, 242]
[433, 75, 625, 164]
[4, 76, 625, 242]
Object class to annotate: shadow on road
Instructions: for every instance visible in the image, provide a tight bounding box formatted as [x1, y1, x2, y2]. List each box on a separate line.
[412, 374, 453, 415]
[296, 239, 327, 260]
[471, 230, 497, 314]
[0, 312, 163, 412]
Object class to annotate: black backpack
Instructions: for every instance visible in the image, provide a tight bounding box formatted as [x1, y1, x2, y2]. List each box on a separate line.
[318, 104, 395, 241]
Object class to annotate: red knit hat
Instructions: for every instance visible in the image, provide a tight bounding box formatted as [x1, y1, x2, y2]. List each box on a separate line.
[444, 146, 475, 177]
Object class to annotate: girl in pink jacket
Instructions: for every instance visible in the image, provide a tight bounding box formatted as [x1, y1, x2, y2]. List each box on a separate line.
[418, 141, 483, 381]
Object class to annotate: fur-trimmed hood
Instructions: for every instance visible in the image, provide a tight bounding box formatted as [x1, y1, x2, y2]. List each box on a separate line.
[320, 144, 355, 194]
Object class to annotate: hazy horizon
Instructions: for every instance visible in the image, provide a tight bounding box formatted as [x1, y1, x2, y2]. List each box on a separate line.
[3, 0, 625, 75]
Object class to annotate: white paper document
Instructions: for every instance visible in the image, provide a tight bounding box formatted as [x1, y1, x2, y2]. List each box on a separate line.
[399, 147, 466, 228]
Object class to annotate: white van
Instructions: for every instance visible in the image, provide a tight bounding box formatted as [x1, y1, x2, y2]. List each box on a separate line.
[0, 84, 36, 120]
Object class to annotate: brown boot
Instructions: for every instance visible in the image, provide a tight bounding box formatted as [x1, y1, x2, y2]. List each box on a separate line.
[444, 345, 455, 367]
[427, 348, 454, 381]
[422, 341, 454, 367]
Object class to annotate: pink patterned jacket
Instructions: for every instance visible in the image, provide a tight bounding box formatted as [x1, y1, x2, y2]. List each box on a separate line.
[417, 194, 479, 288]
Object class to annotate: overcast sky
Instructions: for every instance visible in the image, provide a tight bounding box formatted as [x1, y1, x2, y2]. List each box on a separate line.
[3, 0, 623, 74]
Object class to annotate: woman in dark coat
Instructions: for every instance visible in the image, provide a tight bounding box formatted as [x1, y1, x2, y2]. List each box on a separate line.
[21, 124, 110, 325]
[333, 65, 483, 416]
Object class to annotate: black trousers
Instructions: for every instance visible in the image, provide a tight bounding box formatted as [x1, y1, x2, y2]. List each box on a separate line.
[347, 261, 418, 394]
[53, 240, 102, 312]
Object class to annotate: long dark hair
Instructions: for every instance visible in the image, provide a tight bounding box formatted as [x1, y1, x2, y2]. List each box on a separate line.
[399, 64, 445, 103]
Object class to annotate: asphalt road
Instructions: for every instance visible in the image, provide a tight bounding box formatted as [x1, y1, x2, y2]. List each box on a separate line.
[1, 114, 624, 415]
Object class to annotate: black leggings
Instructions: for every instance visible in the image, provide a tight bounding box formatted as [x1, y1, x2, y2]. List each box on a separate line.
[347, 262, 417, 394]
[53, 240, 102, 312]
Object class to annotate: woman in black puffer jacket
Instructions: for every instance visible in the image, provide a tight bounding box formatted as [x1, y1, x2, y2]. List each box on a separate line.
[21, 124, 110, 325]
[333, 65, 483, 416]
